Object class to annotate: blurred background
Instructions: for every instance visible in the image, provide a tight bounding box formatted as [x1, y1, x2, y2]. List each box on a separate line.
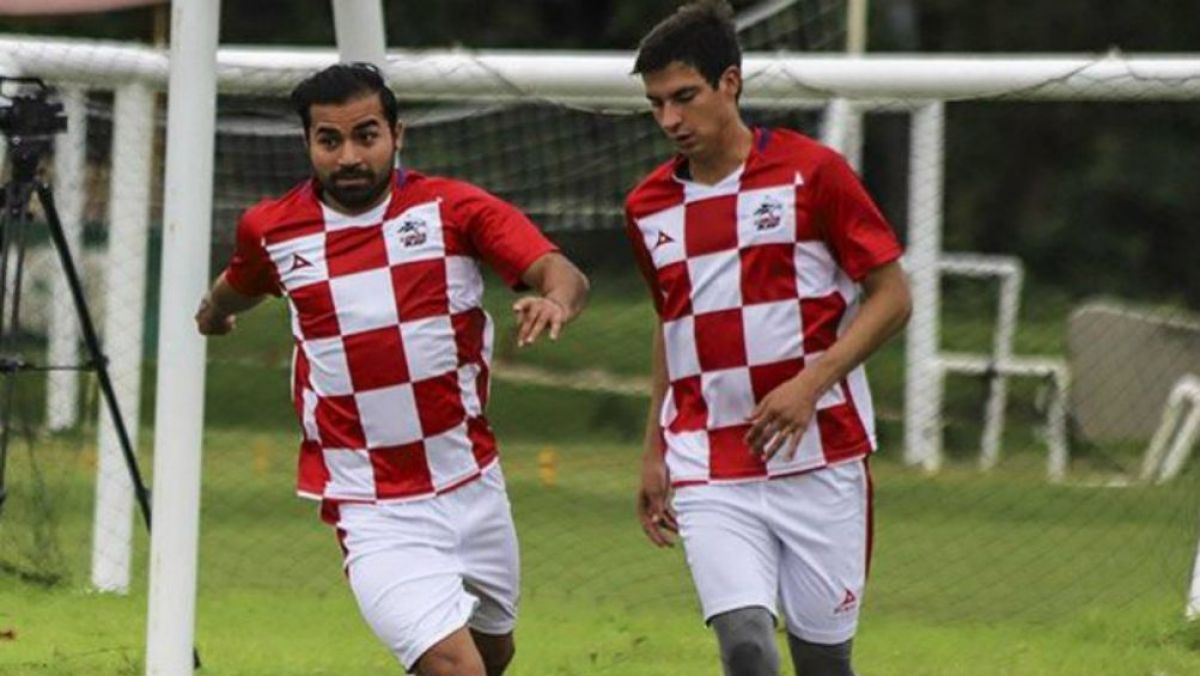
[1, 1, 1199, 674]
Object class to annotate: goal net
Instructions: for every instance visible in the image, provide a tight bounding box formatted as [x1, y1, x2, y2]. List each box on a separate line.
[3, 4, 1200, 672]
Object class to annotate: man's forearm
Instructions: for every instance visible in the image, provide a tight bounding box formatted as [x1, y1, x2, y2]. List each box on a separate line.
[523, 252, 589, 321]
[643, 388, 668, 459]
[643, 325, 669, 459]
[539, 261, 589, 321]
[206, 273, 264, 318]
[802, 262, 911, 395]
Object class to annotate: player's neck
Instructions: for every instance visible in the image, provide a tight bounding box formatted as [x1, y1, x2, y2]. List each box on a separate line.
[687, 122, 754, 186]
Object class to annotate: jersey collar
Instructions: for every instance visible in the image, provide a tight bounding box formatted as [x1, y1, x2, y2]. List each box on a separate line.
[672, 126, 769, 185]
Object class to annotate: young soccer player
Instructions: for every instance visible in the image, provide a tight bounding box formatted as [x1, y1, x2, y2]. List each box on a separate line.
[624, 3, 912, 674]
[195, 63, 589, 676]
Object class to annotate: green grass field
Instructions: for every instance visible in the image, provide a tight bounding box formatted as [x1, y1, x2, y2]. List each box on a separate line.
[3, 274, 1200, 674]
[4, 435, 1200, 674]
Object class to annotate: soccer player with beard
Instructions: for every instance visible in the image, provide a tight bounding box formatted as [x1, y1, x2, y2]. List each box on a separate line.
[625, 3, 911, 675]
[195, 63, 589, 676]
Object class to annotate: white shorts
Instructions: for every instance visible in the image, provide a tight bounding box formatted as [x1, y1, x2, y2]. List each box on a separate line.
[323, 465, 520, 671]
[673, 459, 872, 645]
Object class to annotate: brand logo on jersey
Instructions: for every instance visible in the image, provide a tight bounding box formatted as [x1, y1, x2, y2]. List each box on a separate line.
[289, 254, 313, 271]
[398, 216, 428, 248]
[652, 230, 675, 250]
[754, 197, 784, 231]
[834, 588, 858, 615]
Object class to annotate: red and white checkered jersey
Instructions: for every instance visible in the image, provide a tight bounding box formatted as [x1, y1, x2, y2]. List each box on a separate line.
[624, 128, 902, 487]
[224, 169, 557, 503]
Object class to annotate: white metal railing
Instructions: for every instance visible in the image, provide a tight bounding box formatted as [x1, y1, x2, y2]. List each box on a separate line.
[939, 255, 1022, 471]
[938, 353, 1071, 482]
[1142, 374, 1200, 484]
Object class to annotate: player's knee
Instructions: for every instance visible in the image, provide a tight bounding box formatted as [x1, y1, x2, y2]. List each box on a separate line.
[711, 607, 779, 676]
[787, 634, 854, 676]
[725, 638, 774, 676]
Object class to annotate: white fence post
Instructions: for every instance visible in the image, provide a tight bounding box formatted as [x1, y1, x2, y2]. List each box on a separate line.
[821, 98, 865, 172]
[1189, 511, 1200, 620]
[332, 0, 387, 67]
[1143, 375, 1200, 484]
[144, 0, 220, 672]
[979, 260, 1021, 468]
[90, 82, 155, 594]
[47, 86, 87, 432]
[904, 101, 945, 470]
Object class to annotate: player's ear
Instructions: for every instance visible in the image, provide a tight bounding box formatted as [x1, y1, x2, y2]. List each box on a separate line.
[393, 120, 405, 153]
[300, 105, 315, 146]
[719, 66, 743, 101]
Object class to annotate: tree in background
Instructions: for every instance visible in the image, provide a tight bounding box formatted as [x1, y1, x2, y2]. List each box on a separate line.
[2, 0, 1197, 304]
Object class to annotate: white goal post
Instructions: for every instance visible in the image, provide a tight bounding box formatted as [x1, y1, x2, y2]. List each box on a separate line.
[1, 31, 1199, 675]
[6, 39, 1200, 103]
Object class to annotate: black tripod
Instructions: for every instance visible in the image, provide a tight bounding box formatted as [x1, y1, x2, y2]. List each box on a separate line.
[0, 78, 151, 536]
[0, 77, 203, 671]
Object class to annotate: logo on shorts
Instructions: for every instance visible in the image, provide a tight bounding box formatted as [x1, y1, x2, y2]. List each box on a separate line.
[834, 588, 858, 615]
[398, 216, 428, 248]
[754, 197, 784, 231]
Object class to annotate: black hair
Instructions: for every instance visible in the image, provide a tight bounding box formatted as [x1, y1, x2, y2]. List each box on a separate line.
[289, 62, 399, 134]
[632, 0, 741, 90]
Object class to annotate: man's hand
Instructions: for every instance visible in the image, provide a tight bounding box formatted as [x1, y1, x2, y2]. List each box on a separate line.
[195, 296, 236, 336]
[745, 373, 822, 461]
[636, 451, 677, 548]
[512, 296, 568, 347]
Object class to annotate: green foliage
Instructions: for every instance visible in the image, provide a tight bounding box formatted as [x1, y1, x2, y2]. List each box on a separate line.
[938, 102, 1200, 306]
[899, 0, 1200, 52]
[4, 2, 1197, 304]
[0, 1, 759, 49]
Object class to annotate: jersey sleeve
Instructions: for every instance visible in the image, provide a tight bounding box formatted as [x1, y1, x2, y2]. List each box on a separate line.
[223, 209, 281, 297]
[624, 203, 665, 317]
[452, 185, 558, 290]
[812, 151, 903, 282]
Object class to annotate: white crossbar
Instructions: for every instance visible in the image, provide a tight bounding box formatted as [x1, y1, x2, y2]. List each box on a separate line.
[1, 35, 1199, 104]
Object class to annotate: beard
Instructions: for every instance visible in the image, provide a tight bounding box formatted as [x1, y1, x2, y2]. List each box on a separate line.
[319, 166, 392, 211]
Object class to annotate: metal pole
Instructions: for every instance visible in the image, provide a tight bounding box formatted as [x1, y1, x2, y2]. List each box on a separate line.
[331, 0, 387, 67]
[847, 0, 869, 55]
[825, 0, 868, 170]
[46, 87, 86, 432]
[91, 82, 155, 594]
[144, 0, 220, 672]
[904, 101, 945, 471]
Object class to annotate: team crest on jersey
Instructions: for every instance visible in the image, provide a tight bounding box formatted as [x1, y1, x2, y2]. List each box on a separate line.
[397, 215, 428, 248]
[754, 197, 784, 231]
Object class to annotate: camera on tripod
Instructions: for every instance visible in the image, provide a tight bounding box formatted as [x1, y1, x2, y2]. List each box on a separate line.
[0, 77, 68, 181]
[0, 78, 67, 138]
[0, 72, 148, 539]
